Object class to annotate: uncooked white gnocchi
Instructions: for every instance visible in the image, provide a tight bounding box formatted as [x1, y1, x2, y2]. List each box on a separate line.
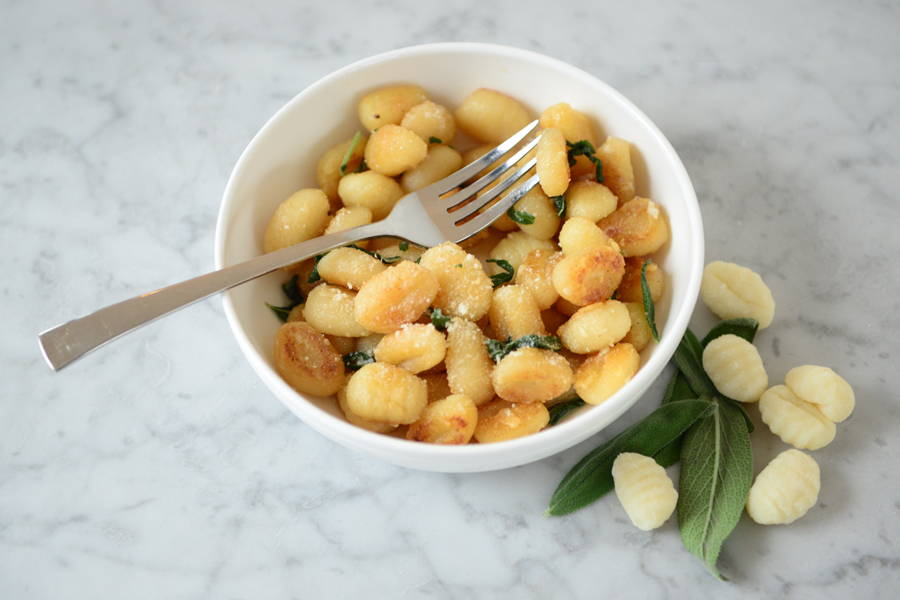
[612, 452, 678, 531]
[746, 449, 820, 525]
[759, 385, 836, 450]
[784, 365, 855, 422]
[700, 261, 776, 329]
[702, 334, 768, 403]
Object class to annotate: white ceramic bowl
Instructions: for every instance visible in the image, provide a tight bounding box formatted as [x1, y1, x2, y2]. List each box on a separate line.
[214, 42, 703, 472]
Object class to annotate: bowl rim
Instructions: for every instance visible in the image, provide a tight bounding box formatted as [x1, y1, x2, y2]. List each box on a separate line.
[214, 41, 704, 465]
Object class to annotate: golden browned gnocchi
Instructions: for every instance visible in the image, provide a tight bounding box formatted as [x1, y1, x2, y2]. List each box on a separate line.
[599, 197, 669, 257]
[345, 362, 427, 424]
[373, 323, 446, 373]
[263, 84, 670, 444]
[400, 100, 457, 143]
[455, 88, 531, 143]
[364, 124, 428, 176]
[492, 347, 574, 404]
[784, 365, 855, 422]
[354, 260, 439, 333]
[575, 343, 640, 405]
[338, 171, 404, 219]
[702, 334, 769, 403]
[558, 300, 631, 354]
[445, 318, 495, 406]
[316, 246, 386, 290]
[357, 84, 428, 131]
[419, 242, 493, 320]
[746, 449, 820, 525]
[474, 399, 550, 443]
[273, 322, 345, 397]
[263, 189, 331, 253]
[406, 394, 477, 444]
[700, 261, 776, 329]
[759, 385, 836, 450]
[612, 453, 678, 530]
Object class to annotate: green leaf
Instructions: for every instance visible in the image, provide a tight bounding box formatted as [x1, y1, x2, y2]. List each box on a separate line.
[266, 302, 294, 322]
[701, 318, 759, 347]
[673, 329, 717, 398]
[641, 260, 660, 341]
[428, 136, 443, 144]
[485, 258, 515, 287]
[281, 274, 303, 305]
[342, 351, 375, 370]
[307, 253, 326, 283]
[566, 139, 604, 182]
[339, 131, 364, 176]
[506, 206, 536, 225]
[399, 241, 409, 252]
[654, 371, 697, 467]
[548, 398, 586, 426]
[547, 399, 713, 516]
[677, 398, 753, 578]
[428, 307, 451, 332]
[551, 195, 566, 217]
[594, 156, 604, 183]
[484, 334, 562, 363]
[354, 158, 368, 173]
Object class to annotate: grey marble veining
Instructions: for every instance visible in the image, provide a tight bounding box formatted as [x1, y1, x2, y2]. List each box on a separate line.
[2, 0, 899, 597]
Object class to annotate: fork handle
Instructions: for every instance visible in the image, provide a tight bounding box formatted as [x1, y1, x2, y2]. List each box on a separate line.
[38, 222, 390, 371]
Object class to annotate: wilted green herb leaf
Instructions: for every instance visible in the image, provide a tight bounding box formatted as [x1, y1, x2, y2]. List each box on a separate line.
[307, 253, 327, 283]
[342, 351, 375, 370]
[566, 139, 604, 182]
[641, 260, 660, 341]
[281, 275, 303, 305]
[506, 206, 536, 225]
[429, 307, 451, 331]
[677, 398, 753, 578]
[399, 241, 409, 252]
[548, 398, 586, 426]
[339, 131, 364, 176]
[485, 334, 562, 363]
[552, 195, 566, 217]
[428, 136, 443, 144]
[355, 158, 368, 173]
[547, 399, 713, 516]
[485, 258, 515, 287]
[266, 302, 294, 322]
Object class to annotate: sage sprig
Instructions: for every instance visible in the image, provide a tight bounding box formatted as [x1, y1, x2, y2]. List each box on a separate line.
[547, 398, 713, 516]
[640, 261, 660, 341]
[548, 398, 586, 426]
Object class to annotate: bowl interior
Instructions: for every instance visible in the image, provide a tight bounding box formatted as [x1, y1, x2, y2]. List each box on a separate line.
[216, 43, 702, 472]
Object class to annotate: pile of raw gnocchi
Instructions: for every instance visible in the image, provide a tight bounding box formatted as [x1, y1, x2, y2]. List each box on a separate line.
[610, 260, 855, 530]
[263, 84, 672, 445]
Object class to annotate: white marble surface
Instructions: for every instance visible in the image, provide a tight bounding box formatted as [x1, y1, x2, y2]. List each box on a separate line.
[3, 0, 899, 597]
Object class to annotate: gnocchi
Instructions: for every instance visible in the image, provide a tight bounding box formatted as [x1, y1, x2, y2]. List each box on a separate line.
[558, 300, 631, 354]
[406, 394, 477, 444]
[316, 135, 367, 205]
[364, 124, 428, 176]
[354, 260, 439, 333]
[487, 231, 556, 275]
[316, 246, 386, 290]
[357, 84, 428, 131]
[337, 386, 396, 434]
[617, 257, 665, 303]
[700, 261, 775, 329]
[263, 189, 330, 253]
[575, 343, 639, 405]
[491, 347, 574, 404]
[400, 100, 457, 143]
[759, 385, 836, 450]
[304, 284, 371, 337]
[511, 187, 561, 240]
[273, 322, 345, 397]
[565, 181, 618, 222]
[419, 242, 493, 320]
[338, 170, 404, 219]
[536, 127, 570, 197]
[474, 399, 550, 443]
[598, 197, 669, 257]
[344, 362, 427, 424]
[702, 334, 769, 403]
[445, 318, 495, 406]
[455, 88, 531, 143]
[374, 323, 446, 373]
[489, 285, 545, 339]
[784, 365, 855, 422]
[746, 449, 820, 525]
[401, 144, 463, 192]
[515, 249, 562, 310]
[595, 136, 635, 203]
[612, 453, 678, 530]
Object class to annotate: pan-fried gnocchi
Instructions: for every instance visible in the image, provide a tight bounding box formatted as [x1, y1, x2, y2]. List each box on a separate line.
[746, 449, 820, 525]
[612, 453, 678, 530]
[702, 334, 769, 403]
[261, 83, 670, 443]
[759, 385, 836, 450]
[700, 261, 775, 329]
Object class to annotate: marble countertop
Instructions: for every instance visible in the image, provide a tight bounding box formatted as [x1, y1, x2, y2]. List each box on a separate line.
[3, 0, 899, 597]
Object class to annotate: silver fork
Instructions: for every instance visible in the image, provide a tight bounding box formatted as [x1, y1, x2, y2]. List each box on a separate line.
[38, 120, 542, 371]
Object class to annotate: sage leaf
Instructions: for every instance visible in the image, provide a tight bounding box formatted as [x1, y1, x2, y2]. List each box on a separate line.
[673, 329, 717, 398]
[551, 195, 566, 217]
[548, 398, 586, 426]
[485, 334, 562, 363]
[485, 258, 515, 287]
[506, 206, 536, 225]
[428, 307, 451, 331]
[266, 302, 293, 322]
[339, 131, 364, 175]
[428, 136, 443, 144]
[677, 398, 753, 578]
[547, 399, 713, 516]
[281, 275, 303, 305]
[654, 371, 697, 467]
[342, 351, 374, 370]
[701, 318, 759, 347]
[641, 261, 660, 341]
